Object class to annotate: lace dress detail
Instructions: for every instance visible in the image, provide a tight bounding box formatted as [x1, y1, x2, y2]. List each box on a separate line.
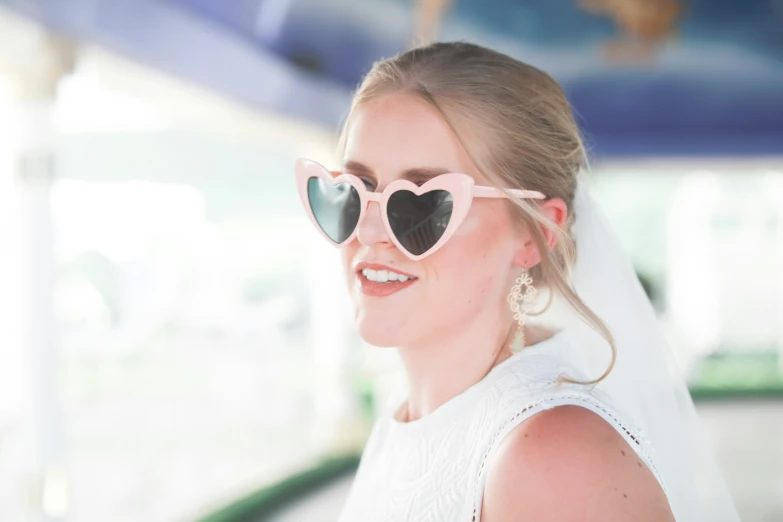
[337, 330, 669, 522]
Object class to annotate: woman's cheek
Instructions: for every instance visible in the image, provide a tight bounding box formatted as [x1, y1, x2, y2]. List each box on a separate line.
[450, 212, 508, 262]
[452, 210, 485, 237]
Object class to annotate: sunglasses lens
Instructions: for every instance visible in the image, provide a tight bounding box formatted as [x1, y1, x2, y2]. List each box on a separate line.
[307, 177, 362, 243]
[387, 190, 453, 256]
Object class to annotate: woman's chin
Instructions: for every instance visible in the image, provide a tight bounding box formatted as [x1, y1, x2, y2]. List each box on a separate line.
[357, 330, 400, 348]
[355, 319, 407, 348]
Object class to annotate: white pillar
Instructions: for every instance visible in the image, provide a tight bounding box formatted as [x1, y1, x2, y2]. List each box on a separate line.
[307, 235, 358, 455]
[2, 26, 76, 522]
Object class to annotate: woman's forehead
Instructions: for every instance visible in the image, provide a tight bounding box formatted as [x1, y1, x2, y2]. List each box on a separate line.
[342, 94, 487, 184]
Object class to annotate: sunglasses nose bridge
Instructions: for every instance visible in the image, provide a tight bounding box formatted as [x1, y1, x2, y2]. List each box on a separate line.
[360, 191, 387, 226]
[355, 196, 391, 247]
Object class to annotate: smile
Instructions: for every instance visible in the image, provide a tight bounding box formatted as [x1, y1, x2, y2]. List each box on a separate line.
[361, 268, 418, 283]
[357, 269, 418, 297]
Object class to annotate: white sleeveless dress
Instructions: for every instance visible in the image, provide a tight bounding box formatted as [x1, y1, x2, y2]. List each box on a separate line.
[337, 329, 669, 522]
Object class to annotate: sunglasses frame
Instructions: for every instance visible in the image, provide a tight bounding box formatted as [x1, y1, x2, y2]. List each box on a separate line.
[295, 158, 547, 261]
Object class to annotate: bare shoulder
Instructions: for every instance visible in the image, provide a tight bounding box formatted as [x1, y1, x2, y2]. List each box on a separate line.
[480, 405, 675, 522]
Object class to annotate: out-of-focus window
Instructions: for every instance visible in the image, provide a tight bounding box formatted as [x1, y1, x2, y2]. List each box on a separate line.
[590, 162, 783, 395]
[0, 44, 372, 522]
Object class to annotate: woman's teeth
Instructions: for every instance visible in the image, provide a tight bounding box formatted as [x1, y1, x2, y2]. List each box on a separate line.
[361, 268, 416, 283]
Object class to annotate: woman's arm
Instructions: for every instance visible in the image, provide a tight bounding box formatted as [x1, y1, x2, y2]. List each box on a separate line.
[481, 405, 675, 522]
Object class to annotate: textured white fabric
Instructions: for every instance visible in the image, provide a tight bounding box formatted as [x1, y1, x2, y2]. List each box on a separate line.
[337, 329, 667, 522]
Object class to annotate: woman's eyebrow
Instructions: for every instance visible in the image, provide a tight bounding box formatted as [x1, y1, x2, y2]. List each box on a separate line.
[343, 160, 373, 175]
[343, 160, 452, 183]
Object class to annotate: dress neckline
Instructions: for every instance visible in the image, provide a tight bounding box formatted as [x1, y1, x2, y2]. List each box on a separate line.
[386, 328, 568, 437]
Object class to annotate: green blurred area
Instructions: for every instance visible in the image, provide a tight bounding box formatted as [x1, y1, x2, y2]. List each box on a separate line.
[194, 454, 360, 522]
[689, 351, 783, 399]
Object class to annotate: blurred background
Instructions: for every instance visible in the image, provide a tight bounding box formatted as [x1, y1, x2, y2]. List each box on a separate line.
[0, 0, 781, 521]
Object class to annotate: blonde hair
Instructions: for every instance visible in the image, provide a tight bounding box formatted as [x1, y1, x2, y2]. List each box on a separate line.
[338, 41, 615, 385]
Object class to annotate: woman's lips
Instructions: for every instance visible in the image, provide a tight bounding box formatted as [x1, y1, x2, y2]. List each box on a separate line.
[353, 262, 419, 297]
[357, 274, 418, 297]
[354, 261, 417, 279]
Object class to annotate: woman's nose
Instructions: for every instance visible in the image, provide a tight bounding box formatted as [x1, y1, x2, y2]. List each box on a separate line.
[356, 201, 392, 247]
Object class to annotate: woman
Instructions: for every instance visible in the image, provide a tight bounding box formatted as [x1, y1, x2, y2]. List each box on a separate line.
[294, 42, 739, 521]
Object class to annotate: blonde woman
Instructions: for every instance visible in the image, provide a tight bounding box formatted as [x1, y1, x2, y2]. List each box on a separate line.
[294, 42, 739, 522]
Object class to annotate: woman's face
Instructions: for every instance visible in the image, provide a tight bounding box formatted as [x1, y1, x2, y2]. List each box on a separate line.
[340, 93, 545, 348]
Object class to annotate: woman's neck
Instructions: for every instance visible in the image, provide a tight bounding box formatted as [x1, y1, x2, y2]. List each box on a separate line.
[395, 319, 556, 423]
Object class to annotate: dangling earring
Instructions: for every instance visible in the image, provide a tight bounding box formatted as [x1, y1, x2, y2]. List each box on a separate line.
[507, 266, 538, 354]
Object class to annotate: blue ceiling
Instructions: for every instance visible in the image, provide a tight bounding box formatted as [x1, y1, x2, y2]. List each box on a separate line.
[3, 0, 783, 156]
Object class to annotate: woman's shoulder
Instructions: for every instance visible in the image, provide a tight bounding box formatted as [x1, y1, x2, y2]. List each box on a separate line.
[479, 404, 675, 522]
[472, 337, 674, 521]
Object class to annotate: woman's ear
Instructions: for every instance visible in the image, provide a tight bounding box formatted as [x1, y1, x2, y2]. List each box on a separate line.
[512, 198, 568, 268]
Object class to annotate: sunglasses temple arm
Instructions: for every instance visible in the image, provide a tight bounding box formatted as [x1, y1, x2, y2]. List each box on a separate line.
[471, 186, 546, 200]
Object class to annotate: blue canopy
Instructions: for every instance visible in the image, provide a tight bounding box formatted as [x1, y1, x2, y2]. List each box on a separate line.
[3, 0, 782, 156]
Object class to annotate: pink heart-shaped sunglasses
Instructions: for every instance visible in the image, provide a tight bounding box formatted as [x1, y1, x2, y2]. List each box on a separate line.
[295, 158, 547, 261]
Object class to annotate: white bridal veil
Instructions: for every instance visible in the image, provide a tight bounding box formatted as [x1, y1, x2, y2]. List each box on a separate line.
[539, 169, 741, 521]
